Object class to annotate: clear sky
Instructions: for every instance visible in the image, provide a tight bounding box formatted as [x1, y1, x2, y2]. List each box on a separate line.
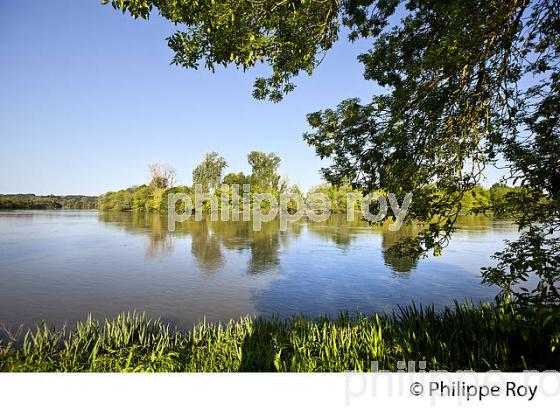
[0, 1, 503, 196]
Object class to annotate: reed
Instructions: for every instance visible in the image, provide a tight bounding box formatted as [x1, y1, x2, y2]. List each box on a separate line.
[1, 304, 558, 372]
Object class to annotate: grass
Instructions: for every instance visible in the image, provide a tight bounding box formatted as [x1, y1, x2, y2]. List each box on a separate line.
[1, 303, 559, 372]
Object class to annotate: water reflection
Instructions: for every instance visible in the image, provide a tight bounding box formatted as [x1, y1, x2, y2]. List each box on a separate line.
[380, 224, 421, 275]
[189, 220, 224, 274]
[0, 210, 520, 330]
[98, 212, 296, 275]
[98, 212, 506, 276]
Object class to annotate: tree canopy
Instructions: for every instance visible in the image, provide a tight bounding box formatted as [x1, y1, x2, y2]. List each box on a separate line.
[247, 151, 282, 191]
[105, 0, 560, 304]
[148, 163, 176, 190]
[192, 152, 228, 192]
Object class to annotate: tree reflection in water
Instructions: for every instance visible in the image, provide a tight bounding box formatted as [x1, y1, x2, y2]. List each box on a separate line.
[98, 212, 497, 276]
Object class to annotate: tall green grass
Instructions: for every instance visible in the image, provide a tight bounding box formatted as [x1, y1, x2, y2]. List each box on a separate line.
[1, 304, 559, 372]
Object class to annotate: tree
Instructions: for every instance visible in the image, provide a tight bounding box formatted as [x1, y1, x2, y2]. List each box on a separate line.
[107, 0, 560, 304]
[160, 185, 193, 214]
[223, 172, 250, 187]
[133, 185, 150, 210]
[192, 152, 228, 193]
[308, 180, 363, 214]
[460, 185, 492, 214]
[148, 163, 176, 190]
[247, 151, 281, 191]
[102, 0, 339, 103]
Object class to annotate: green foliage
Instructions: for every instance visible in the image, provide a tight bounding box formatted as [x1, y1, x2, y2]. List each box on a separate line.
[160, 186, 193, 214]
[98, 163, 516, 218]
[0, 194, 98, 210]
[222, 172, 250, 187]
[307, 180, 363, 213]
[482, 226, 560, 305]
[460, 185, 492, 213]
[100, 185, 198, 214]
[247, 151, 281, 191]
[147, 187, 165, 211]
[102, 0, 340, 102]
[132, 185, 150, 210]
[1, 305, 559, 372]
[489, 183, 514, 209]
[98, 187, 136, 211]
[192, 152, 228, 193]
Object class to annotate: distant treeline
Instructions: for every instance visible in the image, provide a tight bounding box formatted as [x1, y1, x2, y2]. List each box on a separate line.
[0, 194, 98, 210]
[98, 153, 518, 215]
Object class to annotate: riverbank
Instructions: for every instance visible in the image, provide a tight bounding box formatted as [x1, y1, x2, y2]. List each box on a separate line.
[1, 304, 558, 372]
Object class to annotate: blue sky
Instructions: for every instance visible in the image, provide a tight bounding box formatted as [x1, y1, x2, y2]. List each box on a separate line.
[0, 1, 503, 195]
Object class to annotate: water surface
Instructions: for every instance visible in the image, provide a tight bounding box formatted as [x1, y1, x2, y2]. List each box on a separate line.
[0, 210, 519, 330]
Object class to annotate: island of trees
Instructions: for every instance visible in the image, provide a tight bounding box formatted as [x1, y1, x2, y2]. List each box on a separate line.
[98, 152, 519, 217]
